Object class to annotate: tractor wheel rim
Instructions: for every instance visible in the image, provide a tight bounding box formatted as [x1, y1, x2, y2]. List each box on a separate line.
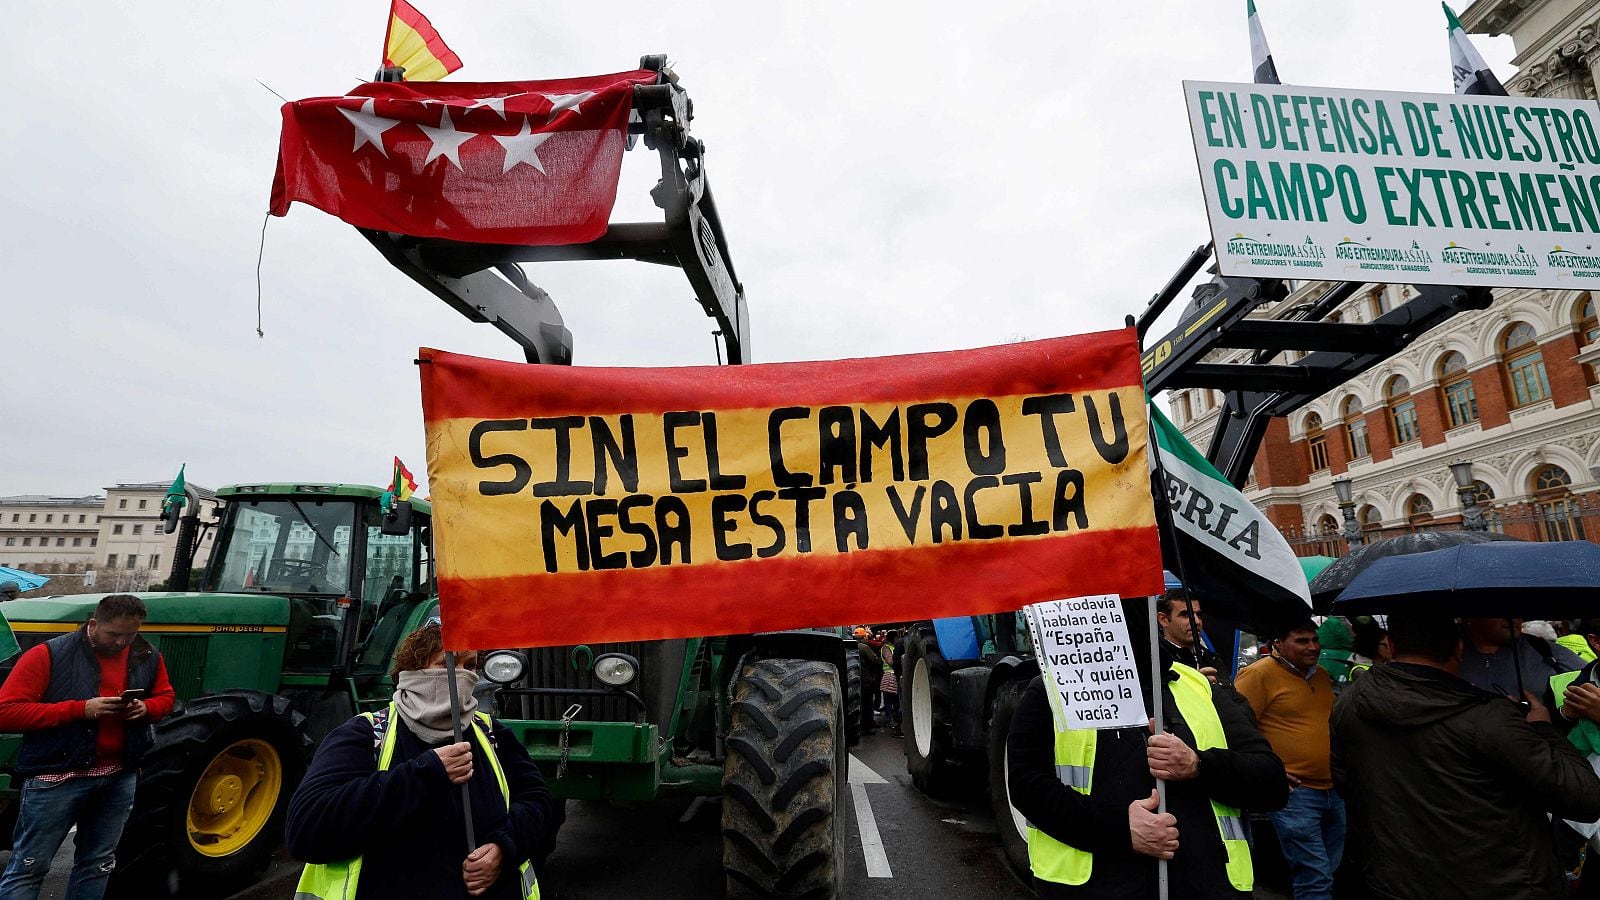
[186, 738, 283, 858]
[912, 658, 933, 758]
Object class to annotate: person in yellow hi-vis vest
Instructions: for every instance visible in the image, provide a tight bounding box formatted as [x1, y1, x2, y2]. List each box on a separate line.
[286, 624, 556, 899]
[1006, 602, 1288, 900]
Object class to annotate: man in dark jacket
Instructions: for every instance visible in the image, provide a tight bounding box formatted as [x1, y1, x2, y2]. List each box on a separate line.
[1332, 612, 1600, 900]
[0, 594, 176, 900]
[1007, 636, 1287, 899]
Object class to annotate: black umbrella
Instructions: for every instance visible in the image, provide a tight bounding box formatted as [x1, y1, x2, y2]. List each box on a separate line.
[1308, 530, 1523, 610]
[1332, 540, 1600, 618]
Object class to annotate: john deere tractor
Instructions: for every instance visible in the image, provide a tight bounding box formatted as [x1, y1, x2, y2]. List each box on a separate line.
[0, 479, 852, 897]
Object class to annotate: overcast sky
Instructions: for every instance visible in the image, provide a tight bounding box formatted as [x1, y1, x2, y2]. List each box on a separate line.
[0, 1, 1517, 496]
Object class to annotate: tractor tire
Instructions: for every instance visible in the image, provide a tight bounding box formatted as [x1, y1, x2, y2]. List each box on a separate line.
[115, 691, 310, 893]
[903, 621, 961, 796]
[987, 677, 1032, 877]
[844, 650, 862, 747]
[722, 658, 845, 900]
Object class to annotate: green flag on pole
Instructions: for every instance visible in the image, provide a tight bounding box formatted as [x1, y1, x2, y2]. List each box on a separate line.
[164, 464, 188, 513]
[1444, 3, 1507, 96]
[1149, 401, 1312, 626]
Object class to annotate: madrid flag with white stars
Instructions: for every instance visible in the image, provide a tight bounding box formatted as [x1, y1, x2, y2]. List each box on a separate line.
[270, 69, 658, 246]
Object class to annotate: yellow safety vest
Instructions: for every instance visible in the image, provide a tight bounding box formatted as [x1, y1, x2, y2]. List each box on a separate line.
[1558, 634, 1598, 665]
[1026, 664, 1253, 891]
[293, 706, 541, 900]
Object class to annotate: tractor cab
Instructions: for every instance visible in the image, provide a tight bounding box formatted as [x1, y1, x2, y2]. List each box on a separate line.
[203, 484, 435, 684]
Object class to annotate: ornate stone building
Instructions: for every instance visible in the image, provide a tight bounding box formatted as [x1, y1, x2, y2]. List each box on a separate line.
[1171, 0, 1600, 553]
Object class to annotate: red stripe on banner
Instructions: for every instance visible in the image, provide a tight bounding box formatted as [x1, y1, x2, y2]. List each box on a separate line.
[388, 0, 463, 72]
[435, 525, 1164, 650]
[420, 328, 1143, 422]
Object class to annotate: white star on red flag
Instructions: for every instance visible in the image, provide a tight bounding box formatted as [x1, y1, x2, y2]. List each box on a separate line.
[543, 91, 597, 118]
[337, 98, 400, 157]
[494, 117, 554, 174]
[468, 92, 530, 118]
[419, 108, 474, 169]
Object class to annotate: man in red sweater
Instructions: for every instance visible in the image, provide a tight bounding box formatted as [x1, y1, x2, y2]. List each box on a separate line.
[0, 594, 175, 900]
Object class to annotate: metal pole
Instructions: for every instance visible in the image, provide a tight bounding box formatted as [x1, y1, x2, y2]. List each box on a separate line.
[444, 650, 477, 854]
[1148, 594, 1169, 900]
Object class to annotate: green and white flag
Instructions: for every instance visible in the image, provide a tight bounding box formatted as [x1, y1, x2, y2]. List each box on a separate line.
[1247, 0, 1280, 85]
[1444, 2, 1506, 96]
[1149, 401, 1311, 625]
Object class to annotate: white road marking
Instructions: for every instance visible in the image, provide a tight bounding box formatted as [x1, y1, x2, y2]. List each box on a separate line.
[848, 753, 887, 785]
[847, 754, 892, 878]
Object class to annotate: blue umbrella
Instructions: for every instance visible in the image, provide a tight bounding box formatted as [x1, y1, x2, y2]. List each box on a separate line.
[1333, 540, 1600, 618]
[0, 565, 49, 593]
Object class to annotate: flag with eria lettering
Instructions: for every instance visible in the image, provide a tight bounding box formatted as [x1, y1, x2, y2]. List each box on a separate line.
[392, 457, 418, 501]
[270, 69, 658, 246]
[1247, 0, 1280, 85]
[1445, 3, 1507, 96]
[384, 0, 462, 82]
[419, 331, 1166, 649]
[1149, 401, 1311, 628]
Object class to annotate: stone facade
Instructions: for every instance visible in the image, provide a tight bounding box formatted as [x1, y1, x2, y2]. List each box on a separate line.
[0, 482, 219, 592]
[1170, 0, 1600, 549]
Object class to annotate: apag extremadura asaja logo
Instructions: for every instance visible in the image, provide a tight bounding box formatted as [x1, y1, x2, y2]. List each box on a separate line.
[1225, 233, 1326, 269]
[1334, 237, 1433, 273]
[1441, 241, 1537, 276]
[1548, 245, 1600, 278]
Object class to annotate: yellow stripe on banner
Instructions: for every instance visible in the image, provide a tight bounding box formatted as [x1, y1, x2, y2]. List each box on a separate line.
[387, 16, 450, 82]
[8, 623, 286, 635]
[424, 385, 1154, 582]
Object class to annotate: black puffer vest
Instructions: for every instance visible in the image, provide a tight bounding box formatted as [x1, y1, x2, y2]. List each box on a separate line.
[15, 627, 160, 776]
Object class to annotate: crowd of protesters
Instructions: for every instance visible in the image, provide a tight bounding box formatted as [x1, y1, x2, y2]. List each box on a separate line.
[852, 626, 904, 737]
[1006, 590, 1600, 900]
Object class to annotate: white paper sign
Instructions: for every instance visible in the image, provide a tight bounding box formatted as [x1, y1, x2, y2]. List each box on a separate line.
[1026, 595, 1146, 730]
[1184, 80, 1600, 290]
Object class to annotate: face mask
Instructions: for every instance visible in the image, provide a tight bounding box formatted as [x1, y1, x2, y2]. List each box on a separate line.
[392, 668, 480, 744]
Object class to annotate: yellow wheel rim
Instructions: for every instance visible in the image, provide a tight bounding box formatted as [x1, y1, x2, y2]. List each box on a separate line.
[185, 738, 283, 858]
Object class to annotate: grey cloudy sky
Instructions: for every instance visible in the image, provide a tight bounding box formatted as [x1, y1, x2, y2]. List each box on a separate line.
[0, 1, 1515, 496]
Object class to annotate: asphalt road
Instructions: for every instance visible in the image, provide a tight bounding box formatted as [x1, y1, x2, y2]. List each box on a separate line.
[12, 727, 1288, 899]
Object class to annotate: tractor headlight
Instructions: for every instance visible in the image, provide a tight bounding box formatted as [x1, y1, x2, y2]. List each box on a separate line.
[482, 650, 526, 685]
[593, 653, 639, 687]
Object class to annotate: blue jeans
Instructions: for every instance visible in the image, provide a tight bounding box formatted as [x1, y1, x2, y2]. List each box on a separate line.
[0, 772, 137, 900]
[1270, 786, 1345, 900]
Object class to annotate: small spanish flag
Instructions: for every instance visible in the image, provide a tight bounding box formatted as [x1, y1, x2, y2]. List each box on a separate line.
[382, 0, 462, 82]
[391, 456, 418, 501]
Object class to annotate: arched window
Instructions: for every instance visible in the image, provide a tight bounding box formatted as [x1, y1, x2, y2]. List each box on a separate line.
[1357, 504, 1381, 532]
[1387, 375, 1420, 445]
[1306, 413, 1329, 472]
[1439, 351, 1479, 428]
[1343, 396, 1370, 459]
[1577, 295, 1598, 385]
[1406, 493, 1435, 526]
[1530, 464, 1586, 542]
[1317, 514, 1339, 534]
[1502, 323, 1551, 408]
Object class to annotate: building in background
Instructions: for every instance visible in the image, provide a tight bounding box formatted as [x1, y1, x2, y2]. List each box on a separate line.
[0, 482, 219, 592]
[1171, 0, 1600, 555]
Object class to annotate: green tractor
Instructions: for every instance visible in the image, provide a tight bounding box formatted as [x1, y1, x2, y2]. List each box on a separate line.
[0, 481, 855, 898]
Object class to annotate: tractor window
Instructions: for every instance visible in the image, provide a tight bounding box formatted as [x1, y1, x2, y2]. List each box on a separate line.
[208, 500, 355, 595]
[354, 510, 431, 674]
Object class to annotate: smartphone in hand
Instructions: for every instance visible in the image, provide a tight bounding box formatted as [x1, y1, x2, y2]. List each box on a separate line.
[119, 688, 146, 702]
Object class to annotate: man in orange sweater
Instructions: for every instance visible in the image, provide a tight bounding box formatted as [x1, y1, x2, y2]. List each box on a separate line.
[0, 594, 175, 900]
[1235, 618, 1341, 900]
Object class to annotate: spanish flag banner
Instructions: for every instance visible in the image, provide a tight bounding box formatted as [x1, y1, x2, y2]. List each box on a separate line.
[419, 330, 1165, 649]
[383, 0, 462, 82]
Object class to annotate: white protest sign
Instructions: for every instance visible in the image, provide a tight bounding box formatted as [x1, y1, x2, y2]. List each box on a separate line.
[1026, 595, 1146, 730]
[1184, 80, 1600, 289]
